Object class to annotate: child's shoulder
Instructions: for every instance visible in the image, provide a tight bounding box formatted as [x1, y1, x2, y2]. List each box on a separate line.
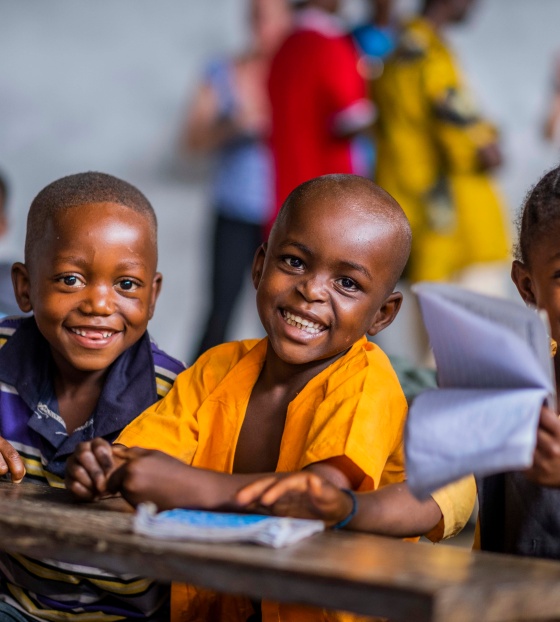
[0, 315, 30, 350]
[342, 337, 399, 374]
[149, 338, 187, 377]
[325, 337, 404, 397]
[167, 339, 264, 403]
[148, 338, 187, 400]
[195, 339, 263, 371]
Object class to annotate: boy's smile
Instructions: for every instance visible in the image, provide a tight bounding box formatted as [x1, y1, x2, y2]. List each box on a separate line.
[12, 202, 161, 377]
[252, 189, 403, 368]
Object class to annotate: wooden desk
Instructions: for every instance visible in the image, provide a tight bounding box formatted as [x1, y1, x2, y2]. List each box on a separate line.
[1, 481, 560, 622]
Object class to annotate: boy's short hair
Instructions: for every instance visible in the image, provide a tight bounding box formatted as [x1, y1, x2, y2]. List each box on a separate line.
[25, 172, 157, 264]
[273, 174, 412, 289]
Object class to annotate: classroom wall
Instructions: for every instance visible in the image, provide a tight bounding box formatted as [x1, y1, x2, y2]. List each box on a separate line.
[1, 0, 559, 362]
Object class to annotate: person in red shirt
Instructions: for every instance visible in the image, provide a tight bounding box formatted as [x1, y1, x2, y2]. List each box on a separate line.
[267, 0, 374, 232]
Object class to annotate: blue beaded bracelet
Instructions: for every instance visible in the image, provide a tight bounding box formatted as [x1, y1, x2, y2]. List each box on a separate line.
[332, 489, 358, 530]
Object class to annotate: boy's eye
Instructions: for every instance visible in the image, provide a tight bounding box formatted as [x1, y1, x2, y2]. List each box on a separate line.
[58, 275, 84, 288]
[117, 279, 139, 292]
[282, 256, 304, 269]
[337, 277, 359, 292]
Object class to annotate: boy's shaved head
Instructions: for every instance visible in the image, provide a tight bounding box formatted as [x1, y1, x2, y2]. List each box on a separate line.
[272, 174, 411, 290]
[25, 172, 157, 264]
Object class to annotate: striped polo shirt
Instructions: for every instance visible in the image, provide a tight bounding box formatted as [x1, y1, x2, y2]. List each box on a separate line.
[0, 316, 185, 621]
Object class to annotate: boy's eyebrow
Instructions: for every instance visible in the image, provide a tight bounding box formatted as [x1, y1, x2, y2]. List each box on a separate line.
[54, 256, 147, 269]
[280, 241, 313, 255]
[337, 260, 372, 281]
[280, 242, 372, 280]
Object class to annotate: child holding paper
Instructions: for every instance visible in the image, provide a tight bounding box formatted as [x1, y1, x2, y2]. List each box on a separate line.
[475, 165, 560, 557]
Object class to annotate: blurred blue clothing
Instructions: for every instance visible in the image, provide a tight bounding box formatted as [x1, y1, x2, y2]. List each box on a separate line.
[352, 23, 396, 60]
[205, 59, 273, 225]
[351, 23, 397, 178]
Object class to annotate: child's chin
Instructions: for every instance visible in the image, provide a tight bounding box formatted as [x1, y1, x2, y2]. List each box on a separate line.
[274, 343, 325, 366]
[67, 353, 121, 372]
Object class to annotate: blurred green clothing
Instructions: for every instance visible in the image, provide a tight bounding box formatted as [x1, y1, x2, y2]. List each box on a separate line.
[389, 355, 437, 404]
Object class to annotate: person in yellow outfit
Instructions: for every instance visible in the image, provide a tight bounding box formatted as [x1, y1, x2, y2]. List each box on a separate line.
[66, 174, 476, 622]
[373, 0, 510, 284]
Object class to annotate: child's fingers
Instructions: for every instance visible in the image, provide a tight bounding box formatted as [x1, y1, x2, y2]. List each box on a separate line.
[0, 455, 25, 484]
[113, 446, 152, 460]
[72, 443, 109, 493]
[235, 476, 279, 506]
[538, 406, 560, 437]
[0, 441, 26, 483]
[90, 438, 115, 473]
[111, 444, 131, 459]
[308, 472, 330, 502]
[535, 426, 560, 461]
[66, 464, 97, 499]
[259, 473, 311, 506]
[105, 464, 124, 496]
[67, 480, 96, 501]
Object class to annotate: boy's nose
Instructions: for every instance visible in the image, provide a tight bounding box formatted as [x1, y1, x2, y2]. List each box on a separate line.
[296, 275, 328, 303]
[80, 285, 115, 315]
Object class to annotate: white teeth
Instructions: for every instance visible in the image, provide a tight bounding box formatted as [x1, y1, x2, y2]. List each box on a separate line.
[70, 328, 114, 339]
[283, 311, 324, 335]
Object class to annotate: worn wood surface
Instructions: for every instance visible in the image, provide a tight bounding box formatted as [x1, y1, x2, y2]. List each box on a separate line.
[1, 482, 560, 622]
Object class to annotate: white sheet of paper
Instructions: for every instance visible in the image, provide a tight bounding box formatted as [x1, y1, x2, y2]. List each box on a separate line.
[405, 388, 547, 499]
[405, 283, 556, 499]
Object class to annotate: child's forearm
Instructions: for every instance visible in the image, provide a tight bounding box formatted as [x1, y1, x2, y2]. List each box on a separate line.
[347, 482, 442, 537]
[116, 455, 282, 512]
[175, 469, 277, 511]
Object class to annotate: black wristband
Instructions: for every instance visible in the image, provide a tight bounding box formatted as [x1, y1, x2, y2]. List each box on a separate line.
[332, 489, 358, 530]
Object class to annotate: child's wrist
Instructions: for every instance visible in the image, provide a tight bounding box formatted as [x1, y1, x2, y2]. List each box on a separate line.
[331, 489, 358, 530]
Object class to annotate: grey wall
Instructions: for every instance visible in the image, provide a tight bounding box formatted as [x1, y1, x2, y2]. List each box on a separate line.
[1, 0, 559, 362]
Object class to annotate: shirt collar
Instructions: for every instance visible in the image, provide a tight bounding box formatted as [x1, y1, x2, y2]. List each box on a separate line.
[0, 316, 158, 444]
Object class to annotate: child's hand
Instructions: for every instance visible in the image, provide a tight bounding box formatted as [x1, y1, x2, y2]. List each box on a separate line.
[106, 447, 192, 510]
[65, 438, 119, 500]
[235, 472, 354, 527]
[0, 437, 25, 483]
[525, 406, 560, 487]
[477, 142, 503, 171]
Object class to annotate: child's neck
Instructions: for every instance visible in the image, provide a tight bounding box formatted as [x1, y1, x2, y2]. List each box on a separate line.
[261, 346, 350, 393]
[232, 345, 350, 474]
[52, 364, 108, 435]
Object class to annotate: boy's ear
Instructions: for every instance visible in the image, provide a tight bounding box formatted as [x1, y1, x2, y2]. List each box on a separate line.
[511, 260, 536, 306]
[148, 272, 163, 320]
[367, 291, 403, 337]
[11, 262, 33, 313]
[251, 243, 267, 289]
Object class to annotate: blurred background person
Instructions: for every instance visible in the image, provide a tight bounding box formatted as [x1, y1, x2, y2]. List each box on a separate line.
[182, 0, 292, 360]
[0, 171, 24, 318]
[373, 0, 510, 292]
[351, 0, 399, 178]
[369, 0, 511, 364]
[267, 0, 375, 231]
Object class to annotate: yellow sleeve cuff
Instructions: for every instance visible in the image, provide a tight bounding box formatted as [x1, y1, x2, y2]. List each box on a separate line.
[425, 475, 477, 542]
